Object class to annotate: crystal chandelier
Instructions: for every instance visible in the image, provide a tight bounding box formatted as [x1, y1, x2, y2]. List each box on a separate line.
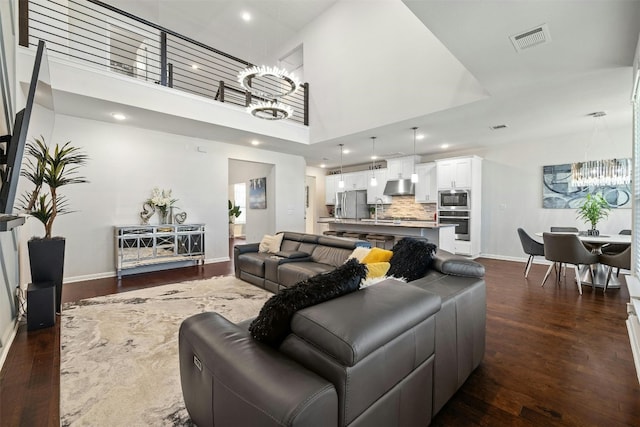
[237, 65, 300, 120]
[570, 158, 631, 187]
[570, 112, 632, 187]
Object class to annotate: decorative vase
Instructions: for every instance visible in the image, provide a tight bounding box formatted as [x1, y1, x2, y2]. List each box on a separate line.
[587, 228, 600, 236]
[28, 237, 65, 314]
[158, 209, 169, 224]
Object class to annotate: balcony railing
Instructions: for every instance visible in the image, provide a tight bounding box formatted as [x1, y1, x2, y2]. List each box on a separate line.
[19, 0, 309, 125]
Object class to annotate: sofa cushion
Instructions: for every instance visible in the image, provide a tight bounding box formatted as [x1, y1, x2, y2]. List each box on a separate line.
[311, 245, 353, 268]
[388, 237, 437, 281]
[249, 259, 367, 346]
[237, 252, 271, 277]
[259, 233, 284, 253]
[433, 249, 485, 278]
[366, 262, 391, 279]
[277, 262, 335, 288]
[361, 248, 393, 264]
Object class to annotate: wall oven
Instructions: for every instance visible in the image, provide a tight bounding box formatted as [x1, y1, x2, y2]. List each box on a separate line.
[439, 210, 470, 241]
[438, 190, 470, 209]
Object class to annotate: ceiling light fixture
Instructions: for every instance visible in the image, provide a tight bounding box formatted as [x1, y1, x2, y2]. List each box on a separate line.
[111, 112, 126, 120]
[238, 65, 300, 121]
[411, 127, 419, 183]
[338, 144, 345, 189]
[441, 143, 449, 149]
[251, 140, 260, 146]
[241, 11, 251, 22]
[570, 112, 631, 187]
[370, 137, 377, 187]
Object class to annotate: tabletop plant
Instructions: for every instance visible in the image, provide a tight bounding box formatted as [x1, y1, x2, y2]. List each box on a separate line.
[20, 137, 89, 238]
[576, 193, 611, 234]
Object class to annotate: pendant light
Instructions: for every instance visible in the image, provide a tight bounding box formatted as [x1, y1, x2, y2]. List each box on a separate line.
[411, 127, 419, 183]
[338, 144, 345, 188]
[370, 137, 378, 187]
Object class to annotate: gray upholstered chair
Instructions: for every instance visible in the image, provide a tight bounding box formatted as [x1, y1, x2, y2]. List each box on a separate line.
[542, 232, 598, 295]
[517, 228, 545, 278]
[599, 246, 631, 292]
[550, 226, 579, 232]
[601, 229, 631, 255]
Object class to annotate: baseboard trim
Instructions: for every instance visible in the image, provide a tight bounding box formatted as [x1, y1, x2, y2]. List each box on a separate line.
[0, 319, 19, 372]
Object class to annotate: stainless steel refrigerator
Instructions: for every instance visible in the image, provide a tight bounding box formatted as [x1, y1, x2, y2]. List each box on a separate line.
[335, 190, 368, 219]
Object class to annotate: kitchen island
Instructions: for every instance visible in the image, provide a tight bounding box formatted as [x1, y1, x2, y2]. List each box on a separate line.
[318, 218, 456, 253]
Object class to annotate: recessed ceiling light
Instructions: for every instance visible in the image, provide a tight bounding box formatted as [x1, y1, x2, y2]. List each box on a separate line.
[191, 64, 199, 69]
[371, 155, 378, 160]
[251, 140, 260, 146]
[416, 134, 425, 140]
[343, 149, 350, 154]
[441, 143, 449, 149]
[111, 113, 126, 120]
[241, 11, 251, 22]
[320, 163, 326, 168]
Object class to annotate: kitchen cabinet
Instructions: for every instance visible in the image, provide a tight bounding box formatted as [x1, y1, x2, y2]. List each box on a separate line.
[414, 162, 437, 203]
[386, 156, 420, 180]
[343, 171, 367, 190]
[367, 168, 392, 204]
[436, 157, 472, 189]
[325, 174, 339, 204]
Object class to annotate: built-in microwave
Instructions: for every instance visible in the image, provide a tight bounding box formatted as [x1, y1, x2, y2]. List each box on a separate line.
[438, 190, 470, 209]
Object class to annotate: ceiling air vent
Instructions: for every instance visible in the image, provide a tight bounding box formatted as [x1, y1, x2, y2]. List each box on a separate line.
[490, 124, 508, 130]
[510, 23, 551, 52]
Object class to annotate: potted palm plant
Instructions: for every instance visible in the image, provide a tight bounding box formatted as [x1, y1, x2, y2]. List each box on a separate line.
[576, 193, 611, 236]
[21, 137, 88, 313]
[229, 200, 241, 238]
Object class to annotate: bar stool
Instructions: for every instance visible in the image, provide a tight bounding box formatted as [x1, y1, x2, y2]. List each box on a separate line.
[323, 231, 344, 237]
[366, 234, 395, 249]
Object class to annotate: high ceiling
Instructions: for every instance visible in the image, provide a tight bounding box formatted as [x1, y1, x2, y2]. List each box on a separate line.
[94, 0, 640, 169]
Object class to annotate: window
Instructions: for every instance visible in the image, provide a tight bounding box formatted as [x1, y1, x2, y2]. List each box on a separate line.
[234, 183, 246, 224]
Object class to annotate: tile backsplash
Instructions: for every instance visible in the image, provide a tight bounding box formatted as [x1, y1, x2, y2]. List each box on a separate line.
[383, 196, 437, 220]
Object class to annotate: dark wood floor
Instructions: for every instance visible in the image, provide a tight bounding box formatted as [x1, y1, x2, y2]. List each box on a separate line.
[1, 250, 640, 426]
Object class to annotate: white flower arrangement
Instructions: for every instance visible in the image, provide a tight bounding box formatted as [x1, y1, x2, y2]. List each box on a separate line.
[147, 187, 177, 215]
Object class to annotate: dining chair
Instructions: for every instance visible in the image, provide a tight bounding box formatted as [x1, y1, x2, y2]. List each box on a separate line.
[601, 229, 632, 255]
[549, 227, 579, 277]
[599, 246, 631, 292]
[542, 232, 598, 295]
[517, 228, 545, 278]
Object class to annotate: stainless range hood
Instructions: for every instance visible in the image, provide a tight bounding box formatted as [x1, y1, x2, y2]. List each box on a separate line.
[383, 179, 415, 196]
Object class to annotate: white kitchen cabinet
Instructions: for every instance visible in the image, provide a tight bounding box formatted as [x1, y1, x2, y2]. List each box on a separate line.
[367, 168, 392, 204]
[414, 162, 437, 203]
[436, 157, 472, 189]
[325, 174, 339, 205]
[386, 156, 420, 180]
[343, 171, 367, 190]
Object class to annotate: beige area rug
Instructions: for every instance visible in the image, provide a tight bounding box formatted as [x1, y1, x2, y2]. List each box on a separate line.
[60, 276, 271, 426]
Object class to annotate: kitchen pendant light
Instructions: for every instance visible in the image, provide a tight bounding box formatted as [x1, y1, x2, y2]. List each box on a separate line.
[370, 137, 378, 187]
[338, 144, 345, 189]
[411, 127, 419, 183]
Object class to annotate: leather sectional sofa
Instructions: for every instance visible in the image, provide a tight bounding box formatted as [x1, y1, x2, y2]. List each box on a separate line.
[180, 239, 486, 426]
[234, 232, 371, 293]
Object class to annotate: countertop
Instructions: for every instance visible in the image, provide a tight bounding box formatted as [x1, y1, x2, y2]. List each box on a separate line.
[317, 218, 453, 229]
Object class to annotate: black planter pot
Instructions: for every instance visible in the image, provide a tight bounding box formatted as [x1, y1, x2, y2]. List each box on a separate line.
[28, 237, 65, 314]
[587, 229, 600, 236]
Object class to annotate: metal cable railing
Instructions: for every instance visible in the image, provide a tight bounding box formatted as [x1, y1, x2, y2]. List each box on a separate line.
[21, 0, 308, 125]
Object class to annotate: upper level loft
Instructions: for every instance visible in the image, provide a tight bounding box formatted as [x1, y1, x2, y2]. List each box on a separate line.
[16, 0, 310, 145]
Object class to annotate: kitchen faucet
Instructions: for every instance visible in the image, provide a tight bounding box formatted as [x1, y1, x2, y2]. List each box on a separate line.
[374, 198, 385, 223]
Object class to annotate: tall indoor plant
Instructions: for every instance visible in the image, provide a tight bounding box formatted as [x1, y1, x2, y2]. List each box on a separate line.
[228, 200, 241, 238]
[576, 193, 611, 236]
[21, 137, 88, 313]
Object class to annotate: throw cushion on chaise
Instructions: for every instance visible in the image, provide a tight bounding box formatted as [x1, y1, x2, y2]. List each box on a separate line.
[387, 237, 437, 281]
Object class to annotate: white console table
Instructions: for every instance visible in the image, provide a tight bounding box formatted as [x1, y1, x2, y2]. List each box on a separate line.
[114, 224, 205, 278]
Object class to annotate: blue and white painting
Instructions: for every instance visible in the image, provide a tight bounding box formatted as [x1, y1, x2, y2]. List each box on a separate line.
[542, 163, 631, 209]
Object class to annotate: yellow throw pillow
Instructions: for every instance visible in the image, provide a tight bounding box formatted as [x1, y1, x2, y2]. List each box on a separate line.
[258, 233, 284, 253]
[366, 262, 391, 279]
[361, 247, 393, 264]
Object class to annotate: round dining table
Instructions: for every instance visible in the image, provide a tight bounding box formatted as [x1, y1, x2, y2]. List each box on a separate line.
[535, 232, 631, 289]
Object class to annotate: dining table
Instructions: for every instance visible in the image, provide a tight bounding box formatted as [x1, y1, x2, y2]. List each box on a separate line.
[535, 232, 631, 289]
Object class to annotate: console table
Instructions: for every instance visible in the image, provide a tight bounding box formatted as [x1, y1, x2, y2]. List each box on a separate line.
[114, 224, 205, 278]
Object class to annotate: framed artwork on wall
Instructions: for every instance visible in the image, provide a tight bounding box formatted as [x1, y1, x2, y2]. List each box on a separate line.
[542, 163, 631, 209]
[249, 177, 267, 209]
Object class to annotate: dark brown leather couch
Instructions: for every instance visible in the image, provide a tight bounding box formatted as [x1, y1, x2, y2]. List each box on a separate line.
[180, 248, 486, 426]
[234, 232, 371, 293]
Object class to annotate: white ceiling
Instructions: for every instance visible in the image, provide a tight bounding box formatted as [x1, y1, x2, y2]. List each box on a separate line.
[90, 0, 640, 169]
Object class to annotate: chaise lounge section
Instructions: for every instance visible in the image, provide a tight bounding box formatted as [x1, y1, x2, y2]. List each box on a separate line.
[180, 237, 486, 426]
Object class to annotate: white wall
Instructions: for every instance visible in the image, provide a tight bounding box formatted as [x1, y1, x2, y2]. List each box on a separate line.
[305, 166, 329, 234]
[423, 123, 632, 261]
[15, 114, 306, 283]
[276, 0, 488, 143]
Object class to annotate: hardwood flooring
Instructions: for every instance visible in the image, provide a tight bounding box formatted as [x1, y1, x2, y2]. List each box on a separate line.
[1, 251, 639, 426]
